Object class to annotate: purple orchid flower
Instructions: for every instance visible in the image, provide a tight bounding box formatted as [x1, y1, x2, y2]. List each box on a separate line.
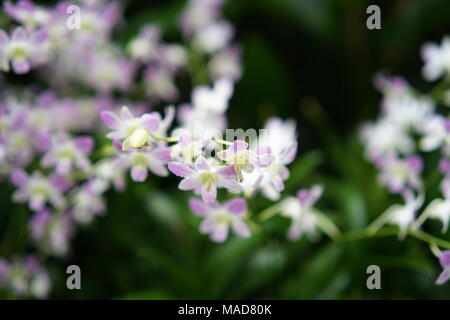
[378, 154, 423, 194]
[28, 209, 74, 256]
[189, 197, 250, 242]
[4, 0, 50, 29]
[0, 26, 48, 74]
[217, 140, 274, 182]
[101, 106, 161, 151]
[436, 250, 450, 285]
[115, 143, 171, 182]
[41, 135, 94, 175]
[169, 155, 240, 202]
[11, 169, 66, 211]
[71, 179, 108, 224]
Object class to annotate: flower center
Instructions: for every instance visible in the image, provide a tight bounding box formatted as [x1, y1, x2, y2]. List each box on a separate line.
[57, 146, 75, 160]
[8, 43, 29, 61]
[131, 152, 149, 167]
[214, 211, 231, 225]
[231, 151, 249, 168]
[199, 171, 217, 189]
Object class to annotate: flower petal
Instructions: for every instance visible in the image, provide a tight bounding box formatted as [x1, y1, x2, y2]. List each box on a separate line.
[120, 106, 134, 121]
[216, 165, 236, 179]
[0, 30, 9, 48]
[140, 112, 161, 132]
[228, 140, 248, 154]
[11, 27, 27, 41]
[131, 166, 148, 182]
[100, 111, 121, 129]
[74, 136, 94, 154]
[194, 156, 210, 171]
[12, 60, 30, 74]
[436, 267, 450, 285]
[439, 251, 450, 268]
[211, 225, 229, 243]
[189, 198, 210, 217]
[178, 176, 198, 190]
[232, 219, 251, 238]
[168, 161, 194, 177]
[30, 29, 48, 46]
[225, 198, 247, 215]
[11, 168, 28, 186]
[201, 184, 217, 203]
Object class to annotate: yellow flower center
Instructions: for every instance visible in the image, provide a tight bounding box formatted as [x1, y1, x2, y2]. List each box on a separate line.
[8, 43, 29, 61]
[199, 171, 217, 189]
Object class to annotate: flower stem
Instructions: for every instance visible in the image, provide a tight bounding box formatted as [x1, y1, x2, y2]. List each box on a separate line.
[338, 226, 450, 249]
[212, 137, 232, 146]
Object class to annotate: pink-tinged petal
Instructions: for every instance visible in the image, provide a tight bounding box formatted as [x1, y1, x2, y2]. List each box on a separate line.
[100, 111, 121, 129]
[255, 152, 275, 167]
[282, 142, 298, 165]
[216, 165, 236, 179]
[225, 198, 247, 215]
[149, 162, 168, 177]
[50, 174, 71, 192]
[288, 223, 302, 240]
[168, 161, 194, 177]
[30, 196, 45, 212]
[0, 30, 9, 48]
[178, 176, 198, 190]
[11, 168, 28, 186]
[12, 60, 30, 74]
[11, 27, 27, 41]
[74, 136, 94, 154]
[436, 268, 450, 285]
[199, 218, 215, 233]
[229, 140, 248, 154]
[280, 166, 290, 180]
[152, 146, 170, 163]
[113, 140, 123, 152]
[120, 106, 134, 121]
[211, 225, 229, 243]
[131, 166, 148, 182]
[30, 29, 48, 46]
[255, 146, 272, 155]
[189, 198, 210, 217]
[106, 131, 124, 140]
[440, 251, 450, 268]
[201, 185, 217, 203]
[297, 185, 323, 207]
[232, 219, 250, 238]
[309, 185, 324, 206]
[405, 155, 423, 173]
[217, 179, 241, 193]
[36, 131, 52, 152]
[56, 159, 71, 175]
[421, 43, 439, 61]
[194, 156, 210, 171]
[272, 176, 285, 192]
[140, 113, 160, 132]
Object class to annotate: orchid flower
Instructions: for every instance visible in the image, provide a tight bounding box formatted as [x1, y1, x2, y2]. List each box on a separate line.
[0, 26, 48, 74]
[169, 155, 240, 202]
[189, 197, 250, 242]
[101, 106, 161, 151]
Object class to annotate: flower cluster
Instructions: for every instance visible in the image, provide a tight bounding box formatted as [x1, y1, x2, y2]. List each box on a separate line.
[100, 78, 326, 244]
[361, 35, 450, 284]
[0, 0, 327, 299]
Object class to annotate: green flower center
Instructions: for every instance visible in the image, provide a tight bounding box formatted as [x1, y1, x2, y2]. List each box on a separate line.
[131, 153, 149, 167]
[9, 43, 29, 61]
[199, 171, 217, 189]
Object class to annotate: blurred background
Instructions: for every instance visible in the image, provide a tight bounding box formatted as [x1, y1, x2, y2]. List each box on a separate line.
[3, 0, 450, 299]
